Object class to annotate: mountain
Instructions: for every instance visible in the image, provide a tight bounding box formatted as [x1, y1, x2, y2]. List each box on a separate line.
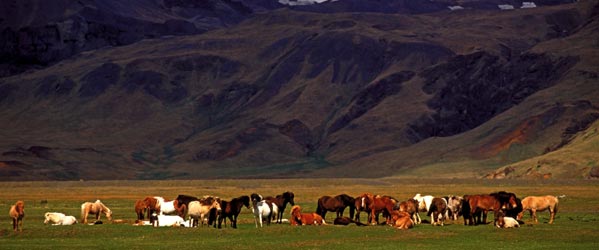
[0, 0, 597, 180]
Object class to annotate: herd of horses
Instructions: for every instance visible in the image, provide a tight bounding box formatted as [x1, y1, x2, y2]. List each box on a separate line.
[6, 191, 560, 231]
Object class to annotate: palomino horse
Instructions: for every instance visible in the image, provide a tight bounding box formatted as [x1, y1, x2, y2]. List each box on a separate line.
[134, 200, 147, 220]
[517, 195, 559, 224]
[188, 196, 222, 227]
[250, 193, 278, 228]
[81, 200, 112, 224]
[316, 194, 355, 220]
[264, 191, 295, 224]
[397, 198, 421, 224]
[9, 200, 25, 231]
[290, 205, 326, 226]
[218, 195, 250, 229]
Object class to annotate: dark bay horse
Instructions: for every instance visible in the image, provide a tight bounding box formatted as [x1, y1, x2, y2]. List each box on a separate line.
[264, 191, 295, 224]
[316, 194, 356, 220]
[218, 195, 251, 228]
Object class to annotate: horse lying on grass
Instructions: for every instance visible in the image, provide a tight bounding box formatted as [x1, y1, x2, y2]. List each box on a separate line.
[44, 212, 77, 225]
[290, 205, 326, 226]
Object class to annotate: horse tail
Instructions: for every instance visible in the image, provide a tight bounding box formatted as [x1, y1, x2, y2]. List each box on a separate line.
[80, 203, 86, 223]
[316, 200, 323, 215]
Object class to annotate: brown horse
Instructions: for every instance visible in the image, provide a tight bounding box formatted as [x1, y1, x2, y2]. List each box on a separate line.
[264, 191, 295, 224]
[134, 200, 147, 220]
[218, 195, 250, 229]
[517, 195, 559, 224]
[369, 195, 398, 225]
[427, 197, 447, 226]
[9, 200, 25, 231]
[81, 200, 112, 224]
[467, 192, 517, 225]
[397, 198, 421, 224]
[290, 205, 325, 226]
[143, 196, 161, 221]
[316, 194, 356, 220]
[354, 193, 373, 223]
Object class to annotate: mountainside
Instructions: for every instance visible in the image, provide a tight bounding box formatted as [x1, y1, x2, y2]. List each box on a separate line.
[0, 0, 598, 180]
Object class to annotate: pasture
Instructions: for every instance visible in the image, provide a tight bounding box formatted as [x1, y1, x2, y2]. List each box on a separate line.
[0, 178, 598, 249]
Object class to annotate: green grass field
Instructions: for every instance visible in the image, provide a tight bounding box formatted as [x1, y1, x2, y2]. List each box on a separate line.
[1, 179, 598, 249]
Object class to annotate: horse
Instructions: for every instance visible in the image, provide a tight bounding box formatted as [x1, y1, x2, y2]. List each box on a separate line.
[81, 200, 112, 224]
[290, 205, 326, 226]
[495, 210, 520, 228]
[251, 193, 278, 228]
[218, 195, 250, 229]
[316, 194, 356, 221]
[517, 195, 559, 224]
[155, 197, 186, 217]
[365, 194, 398, 225]
[9, 200, 25, 231]
[427, 197, 447, 226]
[188, 196, 222, 227]
[446, 196, 463, 221]
[143, 196, 161, 221]
[397, 198, 421, 224]
[333, 216, 367, 226]
[413, 194, 435, 213]
[151, 213, 187, 227]
[354, 193, 372, 223]
[389, 210, 414, 230]
[134, 200, 147, 220]
[466, 192, 517, 225]
[44, 212, 76, 225]
[264, 191, 295, 224]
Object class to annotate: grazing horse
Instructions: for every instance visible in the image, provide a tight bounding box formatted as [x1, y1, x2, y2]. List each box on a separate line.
[397, 198, 421, 224]
[143, 197, 161, 221]
[427, 197, 447, 226]
[517, 195, 559, 224]
[81, 200, 112, 224]
[467, 192, 517, 225]
[9, 200, 25, 231]
[389, 211, 414, 230]
[290, 205, 326, 226]
[251, 193, 278, 228]
[264, 191, 295, 224]
[367, 194, 398, 225]
[188, 196, 222, 227]
[316, 194, 356, 221]
[44, 212, 77, 225]
[218, 195, 250, 229]
[134, 200, 147, 220]
[446, 196, 463, 221]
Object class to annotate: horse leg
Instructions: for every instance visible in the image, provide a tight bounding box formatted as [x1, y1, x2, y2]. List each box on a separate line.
[532, 209, 538, 223]
[549, 208, 555, 224]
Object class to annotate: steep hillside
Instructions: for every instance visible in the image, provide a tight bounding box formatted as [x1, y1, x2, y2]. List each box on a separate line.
[0, 1, 597, 180]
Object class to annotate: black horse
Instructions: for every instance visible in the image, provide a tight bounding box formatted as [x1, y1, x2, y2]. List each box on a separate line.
[264, 191, 295, 224]
[218, 195, 250, 228]
[316, 194, 356, 221]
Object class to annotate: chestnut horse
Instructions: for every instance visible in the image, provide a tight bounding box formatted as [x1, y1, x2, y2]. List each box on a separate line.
[218, 195, 250, 229]
[389, 210, 414, 229]
[316, 194, 356, 220]
[290, 205, 326, 226]
[134, 200, 147, 220]
[354, 193, 372, 223]
[427, 197, 447, 226]
[467, 192, 518, 225]
[264, 191, 295, 224]
[517, 195, 559, 224]
[143, 197, 161, 222]
[363, 193, 397, 225]
[397, 198, 421, 224]
[81, 200, 112, 224]
[9, 200, 25, 231]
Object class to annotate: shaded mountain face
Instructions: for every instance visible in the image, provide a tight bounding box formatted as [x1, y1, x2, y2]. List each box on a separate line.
[0, 0, 598, 180]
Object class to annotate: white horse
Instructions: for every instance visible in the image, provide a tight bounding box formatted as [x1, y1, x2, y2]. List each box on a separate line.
[187, 196, 222, 227]
[251, 193, 278, 228]
[413, 194, 435, 212]
[446, 196, 463, 220]
[44, 212, 78, 225]
[152, 214, 187, 227]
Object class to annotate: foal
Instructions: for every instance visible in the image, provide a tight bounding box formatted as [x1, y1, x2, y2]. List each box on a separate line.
[9, 200, 25, 231]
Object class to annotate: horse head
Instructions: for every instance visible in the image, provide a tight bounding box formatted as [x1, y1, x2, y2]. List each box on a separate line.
[240, 195, 251, 209]
[15, 201, 25, 215]
[250, 193, 262, 206]
[283, 192, 295, 206]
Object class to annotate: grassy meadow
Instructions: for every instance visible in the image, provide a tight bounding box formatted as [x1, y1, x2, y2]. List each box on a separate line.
[0, 178, 598, 249]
